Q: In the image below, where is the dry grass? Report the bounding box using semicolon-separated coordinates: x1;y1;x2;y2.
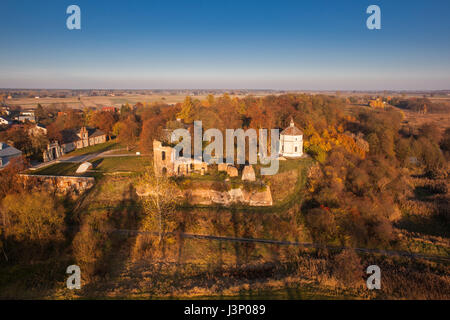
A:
400;108;450;133
6;94;261;109
265;169;298;203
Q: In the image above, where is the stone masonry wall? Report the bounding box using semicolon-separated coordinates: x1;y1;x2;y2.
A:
19;174;95;196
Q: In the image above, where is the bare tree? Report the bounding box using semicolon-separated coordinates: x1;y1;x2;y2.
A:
136;168;180;243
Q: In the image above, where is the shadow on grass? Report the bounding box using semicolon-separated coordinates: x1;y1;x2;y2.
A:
91;158;104;168
395;214;449;238
78;183;143;298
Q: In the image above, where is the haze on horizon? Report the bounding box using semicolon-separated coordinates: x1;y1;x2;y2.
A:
1;0;450;90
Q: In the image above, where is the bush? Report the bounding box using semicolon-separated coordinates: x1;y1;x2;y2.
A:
306;144;327;163
304;208;336;244
1;192;65;245
332;249;363;288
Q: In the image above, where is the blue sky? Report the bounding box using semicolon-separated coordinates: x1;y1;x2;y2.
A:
1;0;450;90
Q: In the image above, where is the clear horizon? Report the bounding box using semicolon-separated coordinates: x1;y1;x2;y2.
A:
1;88;450;92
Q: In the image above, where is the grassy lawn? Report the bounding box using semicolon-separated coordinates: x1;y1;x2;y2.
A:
91;156;151;173
259;158;313;204
107;148;138;155
29;162;80;176
64;140;121;156
176;158;314;211
28;156;151;177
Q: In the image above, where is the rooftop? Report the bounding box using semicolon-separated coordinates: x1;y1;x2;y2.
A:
280;118;303;136
0;142;22;157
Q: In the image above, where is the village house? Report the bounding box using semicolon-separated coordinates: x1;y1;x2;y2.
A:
0;142;22;169
101;106;118;113
53;126;107;156
16;110;36;123
28;123;47;136
74;126;107;149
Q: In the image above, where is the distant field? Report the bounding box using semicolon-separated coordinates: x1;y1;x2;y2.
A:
5;93;265;109
400;108;450;132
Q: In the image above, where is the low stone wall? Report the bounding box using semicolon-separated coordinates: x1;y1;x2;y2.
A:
19;174;95;196
186;186;273;207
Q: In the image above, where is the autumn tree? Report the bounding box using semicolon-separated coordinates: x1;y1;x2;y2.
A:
140;117;165;153
206;94;215;107
419;123;441;144
114;117;139;150
29;132;49;159
440;128;450;160
0;126;32;155
177;96;195;124
0;157;26;200
304;207;336;244
120;103;133;119
46;122;63;142
63;110;84;129
90;111;116;139
1;192;65;247
34;104;46;122
136;169;180;242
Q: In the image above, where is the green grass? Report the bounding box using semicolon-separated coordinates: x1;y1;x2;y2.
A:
92;156;151;173
107;148;138;155
27;155;151;177
64;140;121;156
29;162;80;176
179;158;314;213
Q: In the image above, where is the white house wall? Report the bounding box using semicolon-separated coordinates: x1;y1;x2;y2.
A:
280;134;303;157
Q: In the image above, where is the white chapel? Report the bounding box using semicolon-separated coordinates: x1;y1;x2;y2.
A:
280;118;303;158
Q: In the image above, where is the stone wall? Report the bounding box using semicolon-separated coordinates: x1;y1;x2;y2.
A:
43;142;64;162
185;186;273;207
153;140;176;175
19;174;95;196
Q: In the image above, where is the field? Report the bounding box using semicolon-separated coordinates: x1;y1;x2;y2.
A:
91;156;151;174
64;141;122;156
5;93;267;109
27;162;80;176
29;156;151;176
401;108;450;133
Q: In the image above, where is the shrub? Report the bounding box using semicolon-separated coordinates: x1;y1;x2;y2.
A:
332;249;363;288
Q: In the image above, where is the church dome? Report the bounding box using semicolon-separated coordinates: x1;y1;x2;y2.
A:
281;118;303;136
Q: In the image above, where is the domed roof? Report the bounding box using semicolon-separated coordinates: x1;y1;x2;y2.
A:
281;118;303;136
